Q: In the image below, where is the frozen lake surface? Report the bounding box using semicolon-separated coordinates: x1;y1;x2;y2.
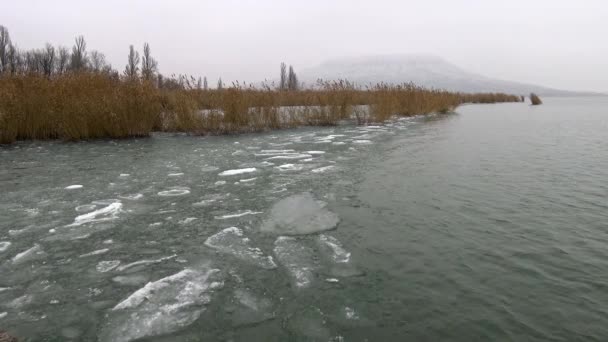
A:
1;97;608;341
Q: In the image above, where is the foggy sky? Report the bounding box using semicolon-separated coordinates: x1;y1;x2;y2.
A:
3;0;607;92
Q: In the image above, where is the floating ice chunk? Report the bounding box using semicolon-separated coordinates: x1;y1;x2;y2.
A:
266;154;312;160
215;180;227;186
317;235;361;277
68;202;122;226
275;164;304;172
325;278;339;283
0;241;12;252
239;177;257;183
8;295;32;308
231;289;275;325
0;312;6;319
219;168;257;176
201;166;219;172
255;149;296;156
149;222;163;228
116;255;177;272
214;211;263;220
353;140;372;144
332;142;346;145
158;188;190;196
96;260;121;273
75;204;97;213
178;217;197;225
344;307;359;320
306;151;326;155
311;166;335;173
100;266;223;342
168;173;184;177
65;185;83;190
273;236;316;288
119;193;143;200
318;235;350;263
301;158;314;162
12;244;43;264
205;227;276;269
119;173;130;177
261;193;339;235
79;248;110;258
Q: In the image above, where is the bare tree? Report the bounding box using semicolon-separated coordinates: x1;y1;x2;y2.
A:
40;43;55;77
203;76;208;90
196;76;202;89
70;36;88;71
0;25;11;74
56;46;69;74
6;43;20;74
287;65;298;91
279;62;287;90
124;45;140;78
89;50;105;72
141;42;158;81
217;77;223;90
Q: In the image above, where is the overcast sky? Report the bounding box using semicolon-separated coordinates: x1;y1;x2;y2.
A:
3;0;607;92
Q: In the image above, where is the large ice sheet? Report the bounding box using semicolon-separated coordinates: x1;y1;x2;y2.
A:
261;193;339;235
100;266;223;342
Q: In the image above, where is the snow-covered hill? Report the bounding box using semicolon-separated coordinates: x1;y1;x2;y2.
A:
300;55;590;96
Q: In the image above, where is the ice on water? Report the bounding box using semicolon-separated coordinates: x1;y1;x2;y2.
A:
68;202;122;226
261;192;339;235
218;168;257;176
273;236;316;288
0;241;11;253
100;266;223;342
204;227;277;269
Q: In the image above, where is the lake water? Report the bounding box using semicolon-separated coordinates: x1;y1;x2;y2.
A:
1;97;608;341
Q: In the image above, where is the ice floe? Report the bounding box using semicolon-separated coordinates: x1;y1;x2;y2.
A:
65;185;83;190
275;163;304;172
311;166;336;173
352;139;372;144
261;192;339;235
168;172;184;177
75;204;97;213
12;244;44;264
100;266;223;342
178;217;198;225
218;168;257;176
214;210;263;220
273;236;316;288
317;235;350;263
79;248;110;258
158;188;191;196
306;151;326;155
118;193;143;200
68;202;123;226
96;260;121;273
204;227;276;269
116;255;177;272
266;154;312;160
230;288;275;325
0;241;11;252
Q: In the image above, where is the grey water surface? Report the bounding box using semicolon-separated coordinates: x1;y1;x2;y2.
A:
1;97;608;341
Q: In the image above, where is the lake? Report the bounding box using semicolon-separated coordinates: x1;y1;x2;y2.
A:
1;97;608;341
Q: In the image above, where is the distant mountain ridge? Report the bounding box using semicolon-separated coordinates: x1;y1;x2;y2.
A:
300;55;596;96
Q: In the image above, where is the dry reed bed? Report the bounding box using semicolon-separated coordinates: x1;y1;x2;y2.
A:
0;74;521;144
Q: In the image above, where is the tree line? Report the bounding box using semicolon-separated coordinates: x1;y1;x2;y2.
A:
0;25;301;91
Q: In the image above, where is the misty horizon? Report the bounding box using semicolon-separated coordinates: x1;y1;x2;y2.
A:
3;0;608;92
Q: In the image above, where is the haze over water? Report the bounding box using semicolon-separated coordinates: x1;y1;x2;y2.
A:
1;97;608;341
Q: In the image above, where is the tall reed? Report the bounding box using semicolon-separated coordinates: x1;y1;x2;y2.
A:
0;73;522;144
